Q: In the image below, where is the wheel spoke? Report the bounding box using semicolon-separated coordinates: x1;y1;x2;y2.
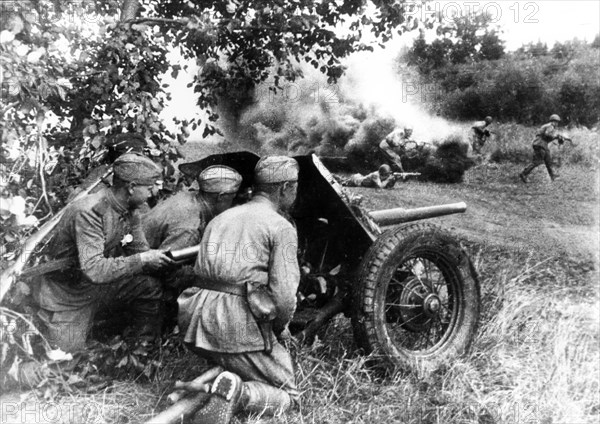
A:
391;277;425;299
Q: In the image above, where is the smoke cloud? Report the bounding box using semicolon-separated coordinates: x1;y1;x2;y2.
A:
215;36;473;182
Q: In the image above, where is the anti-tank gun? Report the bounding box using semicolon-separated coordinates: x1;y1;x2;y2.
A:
175;151;481;373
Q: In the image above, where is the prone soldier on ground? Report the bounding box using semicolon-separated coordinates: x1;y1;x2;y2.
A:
342;164;421;189
344;164;397;189
19;150;176;386
178;156;301;423
520;114;570;183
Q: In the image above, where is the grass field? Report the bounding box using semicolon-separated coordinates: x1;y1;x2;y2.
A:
2;135;598;424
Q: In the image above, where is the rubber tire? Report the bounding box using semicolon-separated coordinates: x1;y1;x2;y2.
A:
351;223;480;373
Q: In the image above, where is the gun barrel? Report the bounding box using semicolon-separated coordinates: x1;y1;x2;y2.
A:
368;202;467;226
167;244;200;262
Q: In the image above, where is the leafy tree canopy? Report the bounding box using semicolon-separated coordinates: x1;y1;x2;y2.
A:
0;0;413;272
407;11;505;74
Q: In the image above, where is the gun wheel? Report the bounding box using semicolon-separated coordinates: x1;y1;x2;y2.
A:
352;223;480;374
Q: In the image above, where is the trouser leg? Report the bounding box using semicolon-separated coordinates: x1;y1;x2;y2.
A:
522;147;545;176
190;342;299;416
111;275;164;342
37;306;95;353
543;149;556;179
21;308;92;387
380;147;404;172
242;381;291;415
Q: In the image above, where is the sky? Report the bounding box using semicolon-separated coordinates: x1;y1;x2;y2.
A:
467;0;599;50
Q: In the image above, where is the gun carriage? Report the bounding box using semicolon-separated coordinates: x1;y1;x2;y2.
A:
175;151;480;373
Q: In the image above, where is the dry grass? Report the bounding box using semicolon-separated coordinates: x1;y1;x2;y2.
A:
4;127;598;424
7;246;597;424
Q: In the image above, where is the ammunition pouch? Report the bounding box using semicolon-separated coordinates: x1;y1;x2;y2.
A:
246;281;277;354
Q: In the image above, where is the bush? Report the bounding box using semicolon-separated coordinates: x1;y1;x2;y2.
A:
412;43;600;128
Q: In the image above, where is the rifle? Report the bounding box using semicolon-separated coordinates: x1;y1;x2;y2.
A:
393;172;421;180
559;135;576;146
0;167;114;303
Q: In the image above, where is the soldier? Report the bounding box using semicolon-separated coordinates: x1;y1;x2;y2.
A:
470;116;493;154
143;165;242;252
345;164;397;189
178;156;300;423
520;114;565;183
142;166;242;324
379;125;416;172
20;152;175;385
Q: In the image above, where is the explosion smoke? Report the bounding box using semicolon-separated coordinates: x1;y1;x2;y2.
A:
216;37;474;183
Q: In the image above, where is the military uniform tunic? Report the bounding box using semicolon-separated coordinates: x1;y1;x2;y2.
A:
34;188;161;352
143;191;213;251
178;194;300;408
521;122;562;180
179;194;299;352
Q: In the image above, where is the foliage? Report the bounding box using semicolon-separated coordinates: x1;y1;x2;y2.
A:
412;40;600;127
406;12;505;74
1;0;413;273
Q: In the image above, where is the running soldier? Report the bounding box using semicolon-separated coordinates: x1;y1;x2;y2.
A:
470;116;493;155
520;114;566;182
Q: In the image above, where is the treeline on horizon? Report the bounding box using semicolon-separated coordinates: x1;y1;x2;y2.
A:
405;32;600;128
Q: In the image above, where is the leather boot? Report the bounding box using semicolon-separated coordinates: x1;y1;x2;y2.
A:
192;371;243;424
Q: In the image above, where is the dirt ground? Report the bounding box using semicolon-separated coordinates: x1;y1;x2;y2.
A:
357;162;600;264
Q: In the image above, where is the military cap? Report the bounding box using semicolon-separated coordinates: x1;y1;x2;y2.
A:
198;165;242;194
113;153;162;185
254;156;299;184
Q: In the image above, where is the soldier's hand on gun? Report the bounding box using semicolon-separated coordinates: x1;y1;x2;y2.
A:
140;249;176;271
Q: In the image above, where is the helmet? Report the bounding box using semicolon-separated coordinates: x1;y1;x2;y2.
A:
549;114;561;122
404;126;413;132
379;164;392;175
484;116;493;124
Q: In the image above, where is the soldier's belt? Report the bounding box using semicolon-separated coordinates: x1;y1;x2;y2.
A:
194;278;247;297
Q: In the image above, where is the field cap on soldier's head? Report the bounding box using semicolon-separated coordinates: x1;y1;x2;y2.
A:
198;165;242;194
254;156;299;184
113;153;162;185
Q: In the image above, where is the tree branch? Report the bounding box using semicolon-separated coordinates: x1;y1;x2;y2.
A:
124;17;188;26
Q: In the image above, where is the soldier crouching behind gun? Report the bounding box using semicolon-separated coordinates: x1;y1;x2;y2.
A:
142;165;242;328
177;156;301;424
19;153;175;386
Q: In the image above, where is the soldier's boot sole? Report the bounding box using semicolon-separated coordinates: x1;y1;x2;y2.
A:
192;371;243;424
